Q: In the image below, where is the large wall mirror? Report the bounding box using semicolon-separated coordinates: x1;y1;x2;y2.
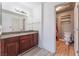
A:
2;2;41;33
2;9;26;32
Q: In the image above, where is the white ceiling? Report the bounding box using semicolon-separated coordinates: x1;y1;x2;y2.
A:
18;2;42;8
2;2;64;16
2;2;64;10
2;2;42;10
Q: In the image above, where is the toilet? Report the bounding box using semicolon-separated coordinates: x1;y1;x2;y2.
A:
64;32;71;45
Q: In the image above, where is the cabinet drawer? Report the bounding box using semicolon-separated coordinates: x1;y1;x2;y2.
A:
20;34;33;40
5;37;19;43
20;35;29;39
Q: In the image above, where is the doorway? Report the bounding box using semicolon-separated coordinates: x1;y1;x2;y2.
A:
55;2;75;56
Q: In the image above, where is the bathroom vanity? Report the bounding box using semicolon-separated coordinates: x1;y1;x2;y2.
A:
0;31;38;56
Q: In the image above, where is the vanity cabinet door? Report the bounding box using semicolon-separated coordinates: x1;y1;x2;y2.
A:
30;35;34;48
33;33;38;45
19;35;30;53
4;37;19;56
30;33;38;47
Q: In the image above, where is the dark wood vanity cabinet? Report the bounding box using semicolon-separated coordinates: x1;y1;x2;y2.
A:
0;32;38;56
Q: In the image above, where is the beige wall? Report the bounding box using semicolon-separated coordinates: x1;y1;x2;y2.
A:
57;10;74;38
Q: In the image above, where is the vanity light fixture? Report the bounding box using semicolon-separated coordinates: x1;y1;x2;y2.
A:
15;8;27;14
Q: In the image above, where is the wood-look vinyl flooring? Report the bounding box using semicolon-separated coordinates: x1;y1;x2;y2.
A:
19;40;75;56
55;40;75;56
19;46;53;56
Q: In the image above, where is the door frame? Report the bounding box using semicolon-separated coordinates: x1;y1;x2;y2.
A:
78;3;79;56
74;2;79;56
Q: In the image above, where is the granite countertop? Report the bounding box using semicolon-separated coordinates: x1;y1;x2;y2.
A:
0;31;38;39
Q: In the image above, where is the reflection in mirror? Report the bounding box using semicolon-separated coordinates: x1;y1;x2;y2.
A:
2;2;41;34
2;9;27;33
